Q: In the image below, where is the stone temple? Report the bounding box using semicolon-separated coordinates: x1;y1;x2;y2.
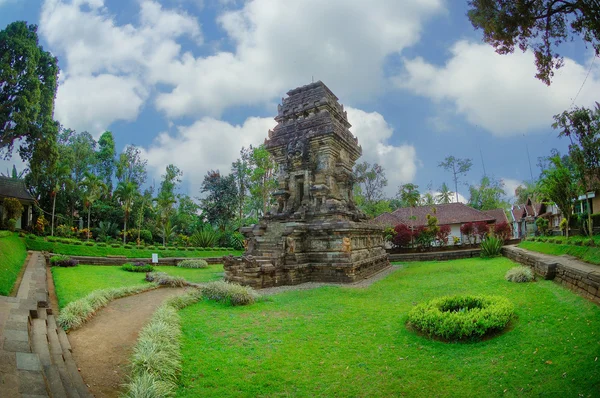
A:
223;81;390;288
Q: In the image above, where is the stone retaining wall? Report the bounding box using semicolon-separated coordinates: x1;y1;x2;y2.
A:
43;254;227;266
502;246;600;304
388;248;481;262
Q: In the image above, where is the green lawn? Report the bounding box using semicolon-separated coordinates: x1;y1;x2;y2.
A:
177;258;600;397
51;264;224;308
0;232;27;296
519;240;600;265
26;238;242;258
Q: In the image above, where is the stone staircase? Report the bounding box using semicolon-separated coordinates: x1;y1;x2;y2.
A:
0;252;92;397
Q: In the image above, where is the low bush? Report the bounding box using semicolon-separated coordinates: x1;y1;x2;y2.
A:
84;241;95;247
505;266;534;283
177;259;208;269
122;262;154;273
96;242;107;247
145;272;188;287
480;236;503;258
146;245;156;250
72;241;83;246
200;281;257;306
111;243;121;248
49;255;78;267
407;295;514;341
158;246;166;251
177;246;186;251
167;246;176;250
186;247;195;251
124;244;133;249
27;234;37;240
57;284;157;330
585;239;595;247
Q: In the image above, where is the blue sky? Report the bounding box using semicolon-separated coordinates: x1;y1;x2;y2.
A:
1;0;598;202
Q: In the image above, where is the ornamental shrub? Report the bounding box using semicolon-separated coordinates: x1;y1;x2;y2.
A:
122;262;154;273
50;255;78;267
111;243;121;248
145;272;187;287
124;244;133;249
97;242;107;247
72;241;83;246
84;242;95;247
393;224;412;248
493;221;512;241
473;221;489;244
436;225;451;246
407;295;514;341
535;217;550;236
191;227;218;248
5;218;16;232
177;259;208;269
2;197;23;222
505;266;534;283
460;222;475;244
480;236;503;258
200;281;257;306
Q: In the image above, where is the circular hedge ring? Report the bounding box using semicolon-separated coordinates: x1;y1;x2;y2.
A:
407;295;514;341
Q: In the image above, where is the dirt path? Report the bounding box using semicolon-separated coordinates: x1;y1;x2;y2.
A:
68;287;189;398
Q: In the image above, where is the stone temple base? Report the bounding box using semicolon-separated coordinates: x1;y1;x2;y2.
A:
223;219;390;289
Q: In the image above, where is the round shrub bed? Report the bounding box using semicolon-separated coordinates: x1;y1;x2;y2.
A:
407;295;514;341
121;262;154;273
505;266;534;283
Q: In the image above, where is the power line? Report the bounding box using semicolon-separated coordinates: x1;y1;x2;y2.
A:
569;56;596;109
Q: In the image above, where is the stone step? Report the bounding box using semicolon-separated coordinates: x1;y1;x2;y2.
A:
62;350;92;398
43;364;68;398
31;318;51;367
48;315;87;398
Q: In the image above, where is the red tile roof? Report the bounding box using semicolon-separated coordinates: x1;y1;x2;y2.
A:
482;208;509;224
370;203;494;228
370;212;403;227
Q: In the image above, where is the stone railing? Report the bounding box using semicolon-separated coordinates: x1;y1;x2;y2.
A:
502;245;600;304
388;248;481;263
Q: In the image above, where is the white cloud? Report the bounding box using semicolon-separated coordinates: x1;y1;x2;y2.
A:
55;74;148;133
346;108;418;196
395;41;600;136
40;0;201;133
502;178;523;203
154;0;445;117
142;116;275;194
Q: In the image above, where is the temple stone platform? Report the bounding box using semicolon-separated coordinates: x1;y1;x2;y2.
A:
224;81;390;288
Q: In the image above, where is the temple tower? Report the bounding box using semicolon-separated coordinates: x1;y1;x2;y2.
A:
223;81;390;288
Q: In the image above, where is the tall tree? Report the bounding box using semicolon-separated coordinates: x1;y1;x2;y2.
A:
354;161;388;205
81;172;107;240
96;131;116;191
467;0;600;85
248;145;277;217
231;146;252;221
436;182;453;204
116;145;147;187
0;22;59;166
538;155;577;238
514;180;540;204
398;183;421;243
468;176;508;211
114;181;138;244
553;104;600;235
155;164;182;245
438;156;472;203
200;170;238;229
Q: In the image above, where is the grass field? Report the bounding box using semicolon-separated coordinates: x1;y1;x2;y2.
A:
25;238;242;259
519;240;600;265
0;232;27;296
51;264;224;308
176;257;600;397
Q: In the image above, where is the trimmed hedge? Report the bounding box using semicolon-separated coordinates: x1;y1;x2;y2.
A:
145;272;188;287
50;255;78;267
407;295;514;341
177;259;208;269
122;262;154;273
200;281;257;306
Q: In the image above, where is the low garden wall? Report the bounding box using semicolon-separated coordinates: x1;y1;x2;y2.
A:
43;253;230;266
502;246;600;304
388;248;481;262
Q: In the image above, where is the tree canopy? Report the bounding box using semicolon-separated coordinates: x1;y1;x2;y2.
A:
468;0;600;85
0;21;59;165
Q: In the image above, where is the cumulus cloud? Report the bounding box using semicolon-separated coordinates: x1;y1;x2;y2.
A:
347;107;418;196
40;0;201;133
154;0;445;117
502;178;523;203
395;41;600;136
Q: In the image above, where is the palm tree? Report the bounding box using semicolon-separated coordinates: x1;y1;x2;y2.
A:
114;181;138;244
437;182;453;204
81;173;107;240
399;183;421;245
154;190;177;246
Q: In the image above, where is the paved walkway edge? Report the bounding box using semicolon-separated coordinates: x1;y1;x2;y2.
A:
503;245;600;304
